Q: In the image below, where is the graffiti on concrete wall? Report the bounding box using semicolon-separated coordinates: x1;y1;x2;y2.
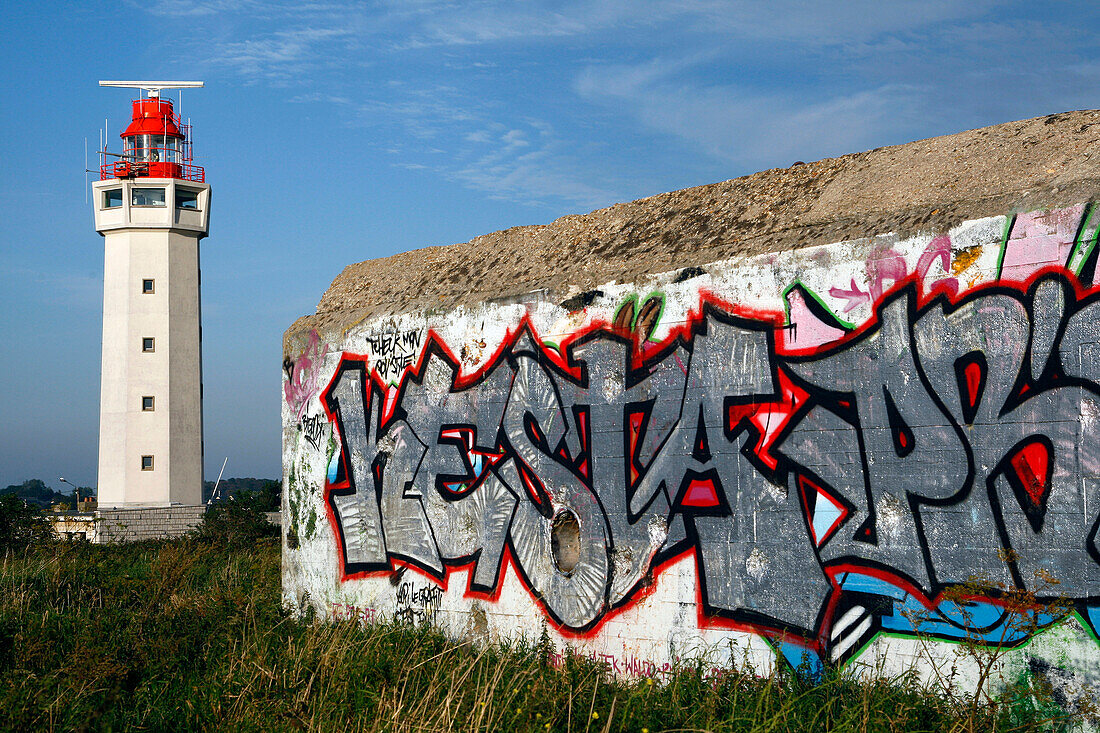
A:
285;330;330;423
364;327;425;384
306;204;1100;667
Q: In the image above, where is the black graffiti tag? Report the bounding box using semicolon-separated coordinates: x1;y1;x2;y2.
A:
366;329;424;383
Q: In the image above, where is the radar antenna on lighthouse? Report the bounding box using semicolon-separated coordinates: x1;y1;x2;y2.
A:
99;80;204;97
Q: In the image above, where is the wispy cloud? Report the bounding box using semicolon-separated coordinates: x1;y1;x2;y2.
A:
132;1;1100;210
287;92;352;105
575;57;929;170
568;9;1100;172
136;0;259;17
206;27;357;82
137;0;344;20
391;0;654;49
450;122;616;207
388;0;1000;50
679;0;1003;44
363;93;623;208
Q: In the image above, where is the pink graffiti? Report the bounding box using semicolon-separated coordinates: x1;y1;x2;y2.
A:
1000;205;1087;283
829;237;960;316
285;330;330;422
783;287;849;351
827;278;870;313
916;235;959;297
330;602;378;623
868;248;909;301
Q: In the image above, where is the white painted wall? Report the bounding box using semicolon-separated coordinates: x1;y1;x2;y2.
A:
283;204;1100;713
92;178;210;506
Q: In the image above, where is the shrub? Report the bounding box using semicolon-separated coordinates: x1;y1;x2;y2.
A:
191;496;278;549
0;494;52;551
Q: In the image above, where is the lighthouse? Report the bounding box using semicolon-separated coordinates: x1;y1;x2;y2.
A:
91;81;211;507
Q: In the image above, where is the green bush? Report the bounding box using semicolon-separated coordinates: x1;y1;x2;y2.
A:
190;497;278;549
0;494;52;551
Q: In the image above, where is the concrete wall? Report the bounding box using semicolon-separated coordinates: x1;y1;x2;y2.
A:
48;506;205;543
95;506;206;542
283;113;1100;710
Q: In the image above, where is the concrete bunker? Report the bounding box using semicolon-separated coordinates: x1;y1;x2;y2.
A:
283;112;1100;706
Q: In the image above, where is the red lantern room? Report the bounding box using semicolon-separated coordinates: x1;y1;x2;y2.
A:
98;82;205;182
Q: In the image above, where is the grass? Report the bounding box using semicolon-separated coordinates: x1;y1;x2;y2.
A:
0;539;1075;732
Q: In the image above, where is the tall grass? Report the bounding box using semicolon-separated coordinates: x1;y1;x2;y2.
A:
0;540;1071;732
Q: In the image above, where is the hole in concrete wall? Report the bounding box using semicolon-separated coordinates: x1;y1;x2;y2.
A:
551;509;581;575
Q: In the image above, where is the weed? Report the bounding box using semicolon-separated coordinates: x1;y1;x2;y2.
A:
0;541;1078;732
901;558;1085;732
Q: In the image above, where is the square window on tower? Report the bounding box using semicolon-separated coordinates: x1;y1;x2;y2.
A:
142;278;155;294
142;337;155;353
132;187;166;207
176;189;200;210
141;455;154;471
103;189;123;208
142;396;155;411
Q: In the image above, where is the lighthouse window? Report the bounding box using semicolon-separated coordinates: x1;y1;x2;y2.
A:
103;188;123;209
142;278;155;294
132;135;179;163
142;337;155;353
176;189;199;210
142;396;155;411
132;187;165;207
141;455;154;471
133;135;154;162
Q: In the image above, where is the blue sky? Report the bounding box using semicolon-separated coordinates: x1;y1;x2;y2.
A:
3;1;1100;491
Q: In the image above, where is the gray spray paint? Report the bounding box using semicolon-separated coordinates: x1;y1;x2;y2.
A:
318;263;1100;656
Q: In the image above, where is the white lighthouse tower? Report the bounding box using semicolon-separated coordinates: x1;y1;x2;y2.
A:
91;81;211;507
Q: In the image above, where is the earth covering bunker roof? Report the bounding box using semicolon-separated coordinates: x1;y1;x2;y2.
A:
287;110;1100;352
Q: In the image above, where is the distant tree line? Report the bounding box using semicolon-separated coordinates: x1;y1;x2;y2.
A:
0;479;92;510
2;477;281;512
202;477;280;511
0;477;281;552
